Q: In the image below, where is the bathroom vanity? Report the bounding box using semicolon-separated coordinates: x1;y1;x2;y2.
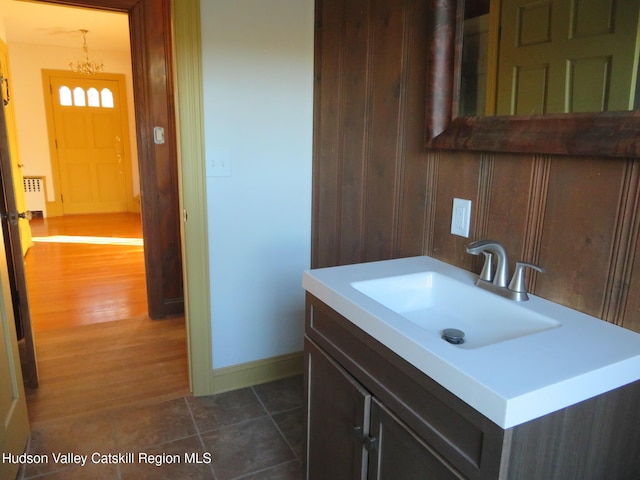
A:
303;257;640;479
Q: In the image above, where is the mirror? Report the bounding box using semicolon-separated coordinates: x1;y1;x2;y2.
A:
460;0;640;117
425;0;640;157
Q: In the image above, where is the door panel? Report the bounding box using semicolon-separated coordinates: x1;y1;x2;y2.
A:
496;0;640;114
369;398;464;480
0;262;29;480
50;76;128;214
305;338;370;480
0;85;31;480
0;75;38;390
0;42;32;258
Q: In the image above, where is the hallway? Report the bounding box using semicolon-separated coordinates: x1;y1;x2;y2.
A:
22;213;189;424
25;213;148;332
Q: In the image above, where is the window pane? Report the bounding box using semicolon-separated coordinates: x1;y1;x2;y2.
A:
101;88;114;108
73;87;86;106
59;86;72;106
87;87;100;107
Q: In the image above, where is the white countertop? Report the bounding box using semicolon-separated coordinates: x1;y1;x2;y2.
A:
302;256;640;429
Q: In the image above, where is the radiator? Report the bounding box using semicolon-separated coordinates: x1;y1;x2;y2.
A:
23;177;47;218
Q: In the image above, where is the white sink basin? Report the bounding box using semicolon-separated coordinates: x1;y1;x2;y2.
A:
303;256;640;429
351;272;560;349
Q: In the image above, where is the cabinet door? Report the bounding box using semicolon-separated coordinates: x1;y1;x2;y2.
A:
305;338;371;480
368;398;465;480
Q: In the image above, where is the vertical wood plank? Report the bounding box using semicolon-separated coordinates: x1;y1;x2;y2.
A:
362;0;409;261
485;153;537;263
312;0;345;268
338;0;371;265
397;0;431;258
535;157;627;315
423;151;439;256
603;160;640;325
622;167;640;330
520;155;551;292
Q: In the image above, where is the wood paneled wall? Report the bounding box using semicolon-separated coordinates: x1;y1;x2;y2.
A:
312;0;640;333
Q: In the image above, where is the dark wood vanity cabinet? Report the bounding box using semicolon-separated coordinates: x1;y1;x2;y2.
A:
304;293;640;480
306;339;464;479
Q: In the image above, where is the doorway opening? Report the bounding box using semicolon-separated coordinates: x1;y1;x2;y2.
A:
23;213;189;424
3;0;190;422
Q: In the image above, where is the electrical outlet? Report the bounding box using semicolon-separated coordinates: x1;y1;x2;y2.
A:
451;198;471;237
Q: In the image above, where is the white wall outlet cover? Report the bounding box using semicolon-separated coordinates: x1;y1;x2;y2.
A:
451;198;472;237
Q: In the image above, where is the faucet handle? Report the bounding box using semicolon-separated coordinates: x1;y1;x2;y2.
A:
479;251;493;282
508;262;545;299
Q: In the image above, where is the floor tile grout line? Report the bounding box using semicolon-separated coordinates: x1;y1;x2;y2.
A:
250;383;302;461
183;396;220;480
267;404;303;416
196;411;271;437
132;430;203;451
183;396;203;436
249;385;269;413
268;411;301;462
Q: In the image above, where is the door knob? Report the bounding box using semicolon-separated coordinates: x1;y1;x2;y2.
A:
2;210;32;226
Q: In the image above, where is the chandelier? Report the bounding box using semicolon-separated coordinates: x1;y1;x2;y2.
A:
69;29;104;75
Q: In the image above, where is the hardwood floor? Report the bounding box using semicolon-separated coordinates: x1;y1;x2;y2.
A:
25;213;148;332
23;213;189;425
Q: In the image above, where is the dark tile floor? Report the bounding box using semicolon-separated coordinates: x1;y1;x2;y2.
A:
18;376;304;480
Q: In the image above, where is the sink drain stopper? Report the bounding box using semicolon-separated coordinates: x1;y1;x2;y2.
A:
442;328;465;345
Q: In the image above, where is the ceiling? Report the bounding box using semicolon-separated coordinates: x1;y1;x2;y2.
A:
0;0;130;52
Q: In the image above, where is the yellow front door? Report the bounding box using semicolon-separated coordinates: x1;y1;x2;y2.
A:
47;73;131;214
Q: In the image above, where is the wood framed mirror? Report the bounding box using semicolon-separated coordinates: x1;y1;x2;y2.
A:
425;0;640;157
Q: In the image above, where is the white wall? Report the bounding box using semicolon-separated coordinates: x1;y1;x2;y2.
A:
6;43;138;201
201;0;314;369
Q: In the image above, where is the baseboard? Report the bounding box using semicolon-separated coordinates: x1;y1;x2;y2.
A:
208;351;304;395
45;201;63;217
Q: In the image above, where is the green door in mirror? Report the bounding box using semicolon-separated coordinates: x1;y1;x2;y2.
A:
462;0;640;116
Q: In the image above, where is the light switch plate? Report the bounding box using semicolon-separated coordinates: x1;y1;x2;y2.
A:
451;198;471;237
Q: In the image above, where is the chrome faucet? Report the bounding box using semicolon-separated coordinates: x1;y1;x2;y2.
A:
466;240;544;301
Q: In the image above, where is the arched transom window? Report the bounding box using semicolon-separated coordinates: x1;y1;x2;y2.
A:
58;85;114;108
